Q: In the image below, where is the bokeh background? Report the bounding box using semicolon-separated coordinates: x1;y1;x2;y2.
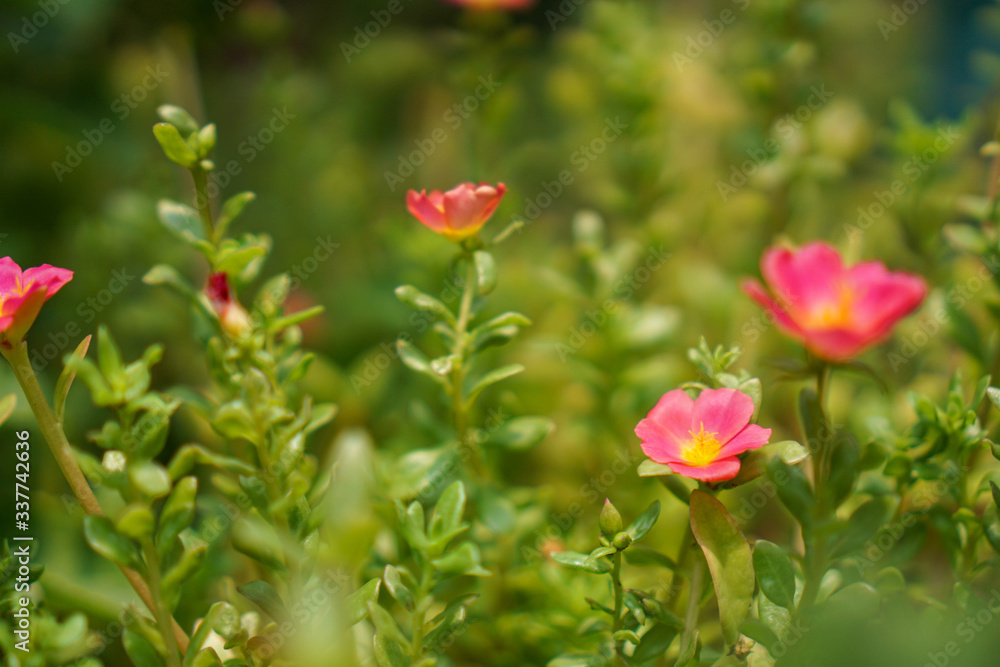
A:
4;0;1000;665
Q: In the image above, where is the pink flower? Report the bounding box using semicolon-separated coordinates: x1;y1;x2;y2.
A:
0;257;73;348
741;242;927;362
407;182;507;242
635;388;771;482
206;272;251;336
443;0;534;10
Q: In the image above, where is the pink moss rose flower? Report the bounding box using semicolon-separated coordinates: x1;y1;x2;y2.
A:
635;388;771;482
406;182;507;242
741;242;927;362
0;257;73;348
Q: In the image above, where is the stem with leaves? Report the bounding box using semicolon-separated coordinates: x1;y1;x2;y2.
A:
0;341;191;655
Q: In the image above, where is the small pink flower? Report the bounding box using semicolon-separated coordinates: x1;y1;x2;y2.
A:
206;272;251;336
741;242;927;362
635;388;771;482
406;182;507;242
0;257;73;348
443;0;534;10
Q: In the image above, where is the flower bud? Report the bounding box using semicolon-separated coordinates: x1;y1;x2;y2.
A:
613;532;632;550
600;498;623;536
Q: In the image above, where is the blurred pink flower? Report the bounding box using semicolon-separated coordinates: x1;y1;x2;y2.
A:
0;257;73;347
407;182;507;242
742;242;927;361
206;272;252;336
444;0;534;10
635;388;771;482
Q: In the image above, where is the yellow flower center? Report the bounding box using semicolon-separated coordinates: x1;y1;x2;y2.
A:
806;284;855;329
683;423;721;467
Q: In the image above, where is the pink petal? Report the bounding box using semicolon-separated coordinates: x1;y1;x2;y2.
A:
761;242;844;318
406;190;447;232
0;287;48;342
0;257;24;296
442;183;484;231
801;327;883;362
691;388;755;444
635;389;695;462
717;424;772;458
846;263;927;337
23;264;73;298
667;457;741;482
741;279;807;339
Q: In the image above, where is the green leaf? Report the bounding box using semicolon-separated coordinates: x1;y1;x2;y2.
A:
827;435;860;508
373;631;410;667
551;550;612;574
631;623;679;662
116;504;155;541
431;542;490;577
123;627;165;667
153;122;199;167
769;459;816;530
473;250;497;295
626;500;661;542
487;416;554;450
428;481;466;541
988;387;1000;412
344;578;381;625
217;192;256;239
232;510;287;574
84;515;139;568
54;335;92;423
395;285;456;326
96;325;124;384
162;543;208;596
157;476;197;558
638;459;675;477
830;496;896;560
157;199;207;246
196;123;217;156
367;601;409;647
465;364;524;404
396;340;448;387
752;540;796;609
156;105;200;136
270;305;324;332
689;490;755;646
382;565;415;612
237;580;290;624
128;460;172;499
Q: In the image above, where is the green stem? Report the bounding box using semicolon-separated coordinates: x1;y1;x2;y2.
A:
669;523;694;614
451;252;487;479
191;167;215;244
411;560;433;659
141;539;183;667
611;550;625;665
678;554;704;659
799;363;831;614
0;341;191;654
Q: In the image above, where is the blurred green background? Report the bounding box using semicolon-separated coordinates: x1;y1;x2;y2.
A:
4;0;1000;664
